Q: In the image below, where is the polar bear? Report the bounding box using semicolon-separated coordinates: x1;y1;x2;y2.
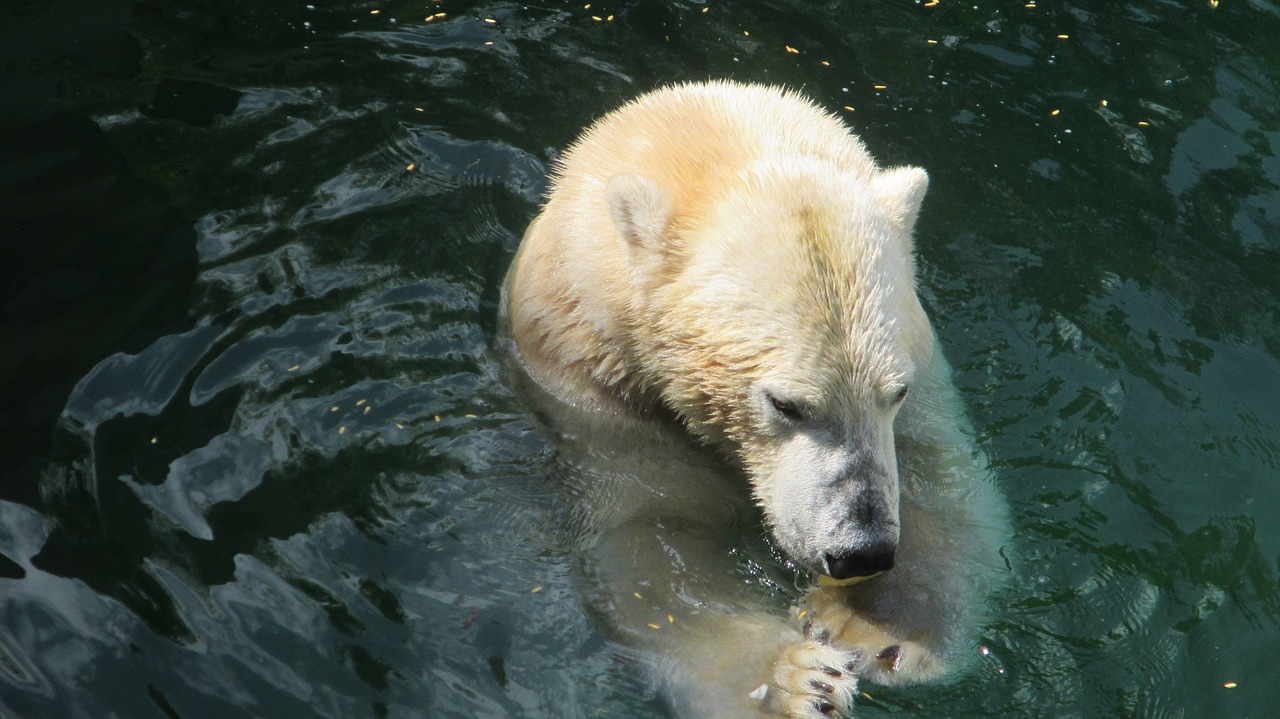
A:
501;81;1009;719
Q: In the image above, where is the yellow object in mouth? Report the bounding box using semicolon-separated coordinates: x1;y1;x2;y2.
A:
817;571;883;587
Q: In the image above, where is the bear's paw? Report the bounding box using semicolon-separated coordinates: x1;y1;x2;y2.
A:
759;640;860;718
803;588;946;685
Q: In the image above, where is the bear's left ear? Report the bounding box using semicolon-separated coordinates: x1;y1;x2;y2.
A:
606;173;672;261
870;166;929;236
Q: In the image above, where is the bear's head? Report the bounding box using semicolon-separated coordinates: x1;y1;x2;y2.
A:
606;160;933;582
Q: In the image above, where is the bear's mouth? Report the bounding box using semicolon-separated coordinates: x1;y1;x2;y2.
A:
816;571;884;587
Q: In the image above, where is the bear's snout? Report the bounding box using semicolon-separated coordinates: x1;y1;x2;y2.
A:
823;541;896;580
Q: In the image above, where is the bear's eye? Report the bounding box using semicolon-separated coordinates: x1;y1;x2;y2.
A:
767;394;805;423
891;385;910;405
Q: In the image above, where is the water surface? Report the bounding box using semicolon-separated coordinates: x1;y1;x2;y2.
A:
2;1;1279;717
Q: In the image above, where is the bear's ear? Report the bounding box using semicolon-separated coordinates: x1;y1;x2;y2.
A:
870;166;929;236
606;174;672;260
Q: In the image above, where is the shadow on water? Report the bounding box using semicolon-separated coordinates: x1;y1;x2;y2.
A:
2;0;1280;717
0;111;198;509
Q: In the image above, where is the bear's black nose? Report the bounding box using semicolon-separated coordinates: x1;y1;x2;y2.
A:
824;544;896;580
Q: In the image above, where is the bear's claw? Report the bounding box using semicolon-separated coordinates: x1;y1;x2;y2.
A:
875;645;902;672
807;678;834;694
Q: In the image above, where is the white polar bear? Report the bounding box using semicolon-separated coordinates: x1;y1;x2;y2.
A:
501;81;1010;718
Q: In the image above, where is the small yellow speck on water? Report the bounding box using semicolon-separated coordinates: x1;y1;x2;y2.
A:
843;105;855;112
484;41;494;45
395;422;405;429
647;623;661;629
701;6;709;12
434;415;441;422
820;60;830;66
924;0;939;6
1051;109;1061;116
406;163;416;172
532;586;543;593
743;30;749;36
370;9;380;15
434;12;446;18
1138;120;1150;126
484;17;497;24
633;592;643;600
607;14;614;20
668;614;675;623
874;84;887;90
465;413;477;419
363;406;371;415
338;426;347;434
583;3;590;8
861;691;874;700
1025;2;1036;7
150;437;158;444
797;609;808;620
927;38;938;44
1224;682;1238;688
1100;99;1108;106
785;45;799;54
1210;0;1219;7
356;399;367;406
1057;33;1069;39
414;107;424;112
287;364;300;372
592;15;602;21
330;406;340;412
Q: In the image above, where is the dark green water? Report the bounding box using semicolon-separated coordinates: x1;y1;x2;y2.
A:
3;0;1279;717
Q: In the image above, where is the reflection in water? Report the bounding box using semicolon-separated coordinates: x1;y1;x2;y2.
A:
2;0;1279;717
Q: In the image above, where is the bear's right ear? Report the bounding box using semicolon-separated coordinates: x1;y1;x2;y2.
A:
869;166;929;237
605;174;672;261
